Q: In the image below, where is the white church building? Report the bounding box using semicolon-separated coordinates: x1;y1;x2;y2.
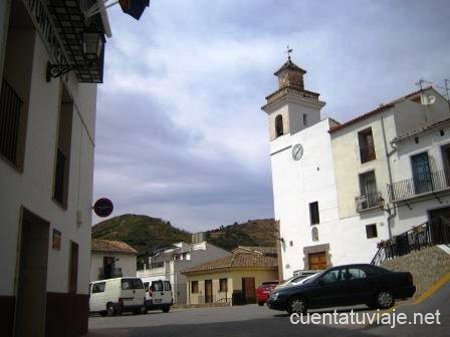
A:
262;57;450;280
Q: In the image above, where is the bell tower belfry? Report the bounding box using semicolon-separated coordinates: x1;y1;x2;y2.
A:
261;51;326;141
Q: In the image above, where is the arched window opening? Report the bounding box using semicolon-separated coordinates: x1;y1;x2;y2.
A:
312;227;319;242
275;115;284;137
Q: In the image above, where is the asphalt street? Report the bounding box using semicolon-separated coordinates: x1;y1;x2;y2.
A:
85;284;449;337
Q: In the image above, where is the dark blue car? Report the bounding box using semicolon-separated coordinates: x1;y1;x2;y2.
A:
267;264;415;314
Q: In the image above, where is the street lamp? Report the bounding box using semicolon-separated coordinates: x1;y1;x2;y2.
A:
82;30;105;61
46;30;105;82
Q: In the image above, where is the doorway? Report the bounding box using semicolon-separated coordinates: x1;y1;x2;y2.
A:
308;252;327;270
242;277;256;304
204;280;213;303
411;152;432;194
14;209;49;337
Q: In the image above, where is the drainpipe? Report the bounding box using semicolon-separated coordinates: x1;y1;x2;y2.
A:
381;116;396;240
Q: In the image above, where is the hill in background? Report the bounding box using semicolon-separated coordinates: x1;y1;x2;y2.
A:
92;214;277;255
205;219;277;251
92;214;191;255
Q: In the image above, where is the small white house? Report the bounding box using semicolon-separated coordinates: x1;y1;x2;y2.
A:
90;239;138;282
137;239;229;304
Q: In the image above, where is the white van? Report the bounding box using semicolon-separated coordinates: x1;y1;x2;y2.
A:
141;278;173;313
89;277;146;316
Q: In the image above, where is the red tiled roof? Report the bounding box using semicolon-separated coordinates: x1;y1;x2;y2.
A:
181;250;278;274
232;246;277;256
329;87;432;133
91;239;138;255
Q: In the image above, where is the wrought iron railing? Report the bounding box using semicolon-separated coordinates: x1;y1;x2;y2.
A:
98;267;123;280
388;169;450;202
150;261;165;269
0;79;23;165
355;192;383;212
371;217;450;265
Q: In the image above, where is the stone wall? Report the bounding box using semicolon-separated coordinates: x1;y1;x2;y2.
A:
380;246;450;299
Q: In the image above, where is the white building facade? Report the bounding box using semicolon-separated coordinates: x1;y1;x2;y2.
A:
137;240;229;304
90;239;138;282
0;1;111;336
263;57;450;280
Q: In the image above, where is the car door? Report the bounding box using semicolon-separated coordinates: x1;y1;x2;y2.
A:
342;267;373;305
163;281;173;304
309;267;347;308
121;278;145;307
91;282;106;311
151;280;164;305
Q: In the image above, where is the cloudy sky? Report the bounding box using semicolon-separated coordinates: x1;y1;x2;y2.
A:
93;0;450;231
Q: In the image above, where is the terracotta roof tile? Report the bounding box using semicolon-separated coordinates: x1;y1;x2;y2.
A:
329;87;432;133
91;239;138;255
232;246;277;256
393;117;450;142
181;249;277;274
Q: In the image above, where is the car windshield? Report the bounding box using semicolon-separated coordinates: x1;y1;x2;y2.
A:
302;271;325;284
292;274;315;284
279;275;299;286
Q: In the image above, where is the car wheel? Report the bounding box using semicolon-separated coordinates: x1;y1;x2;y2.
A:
375;290;395;309
132;309;141;315
162;306;170;313
257;301;264;307
140;307;148;314
287;297;308;315
106;303;116;317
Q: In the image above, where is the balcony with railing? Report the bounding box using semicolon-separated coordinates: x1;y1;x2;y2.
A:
98;267;123;280
150;261;165;269
388;169;450;202
0;79;23;165
355;192;384;212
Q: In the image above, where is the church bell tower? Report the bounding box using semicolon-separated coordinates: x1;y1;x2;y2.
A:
261;52;326;141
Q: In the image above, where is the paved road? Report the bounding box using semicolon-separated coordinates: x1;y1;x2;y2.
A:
85;286;448;337
87;305;369;337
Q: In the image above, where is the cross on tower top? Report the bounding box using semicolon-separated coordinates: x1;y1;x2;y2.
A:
286;45;293;61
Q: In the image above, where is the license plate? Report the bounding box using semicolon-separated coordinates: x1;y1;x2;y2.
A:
154;299;162;304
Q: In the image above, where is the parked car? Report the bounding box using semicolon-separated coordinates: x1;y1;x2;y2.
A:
267;264;415;314
256;281;279;306
274;271;318;291
141;278;173;313
89;277;146;316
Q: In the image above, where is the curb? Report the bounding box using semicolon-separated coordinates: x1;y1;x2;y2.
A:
414;272;450;305
363;272;450;330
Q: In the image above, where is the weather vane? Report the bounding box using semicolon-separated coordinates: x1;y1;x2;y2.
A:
286;45;293;61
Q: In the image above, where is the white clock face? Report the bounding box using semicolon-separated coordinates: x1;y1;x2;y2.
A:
292;143;304;161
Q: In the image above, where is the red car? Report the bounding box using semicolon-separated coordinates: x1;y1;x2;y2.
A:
256;281;279;306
